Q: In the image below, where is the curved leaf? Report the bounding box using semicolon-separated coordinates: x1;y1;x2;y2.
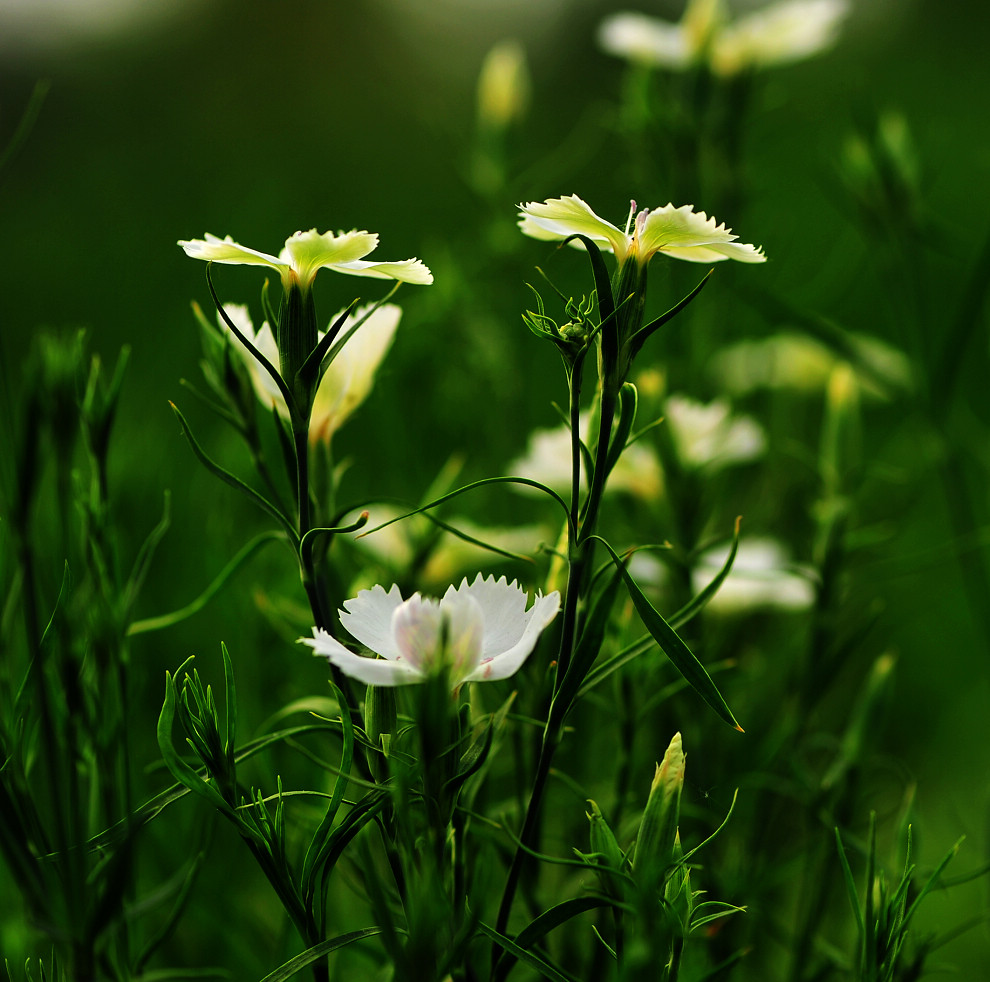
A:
591;537;743;731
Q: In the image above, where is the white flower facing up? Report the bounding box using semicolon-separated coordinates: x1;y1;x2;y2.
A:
598;0;849;77
300;575;561;688
178;228;433;292
518;194;765;267
220;302;401;444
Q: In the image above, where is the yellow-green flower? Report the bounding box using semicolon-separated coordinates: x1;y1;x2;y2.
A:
179;228;433;293
518;194;765;267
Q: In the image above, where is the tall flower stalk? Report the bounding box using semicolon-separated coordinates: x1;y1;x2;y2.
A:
177;228;432;640
496;193;763;941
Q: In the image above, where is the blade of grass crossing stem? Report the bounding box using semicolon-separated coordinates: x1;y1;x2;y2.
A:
478;920;580;982
257;927;383;982
592;536;743;731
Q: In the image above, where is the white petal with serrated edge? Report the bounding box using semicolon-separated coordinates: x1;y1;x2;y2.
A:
280;229;379;283
178;233;283;268
445;574;529;660
339;584;406;661
331;258;434;284
518;195;630;260
463;590;560;682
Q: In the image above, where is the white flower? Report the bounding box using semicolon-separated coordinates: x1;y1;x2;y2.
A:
665;394;766;470
510;411;663;501
300;574;561;688
629;537;815;613
710;332;911;400
220;302;401;444
518;194;765;267
178;228;433;292
692;538;815;613
598;0;849;77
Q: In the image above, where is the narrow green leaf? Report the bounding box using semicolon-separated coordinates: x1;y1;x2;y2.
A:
478;919;579;982
628;269;713;360
205;264;293;409
554;564;624;711
169;401;297;540
901;835;964;930
356;476;573;539
603;382;638;481
156;668;237;821
560;234;616;336
122;491;172;616
302;683;355;902
256;928;383;982
38;561;72;651
494;898;610;982
592;537;743;731
668;516;742;630
129;531;284;635
834;827;865;937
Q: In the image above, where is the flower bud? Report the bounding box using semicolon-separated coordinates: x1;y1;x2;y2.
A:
477;40;530;132
586;800;627;901
635;732;685;887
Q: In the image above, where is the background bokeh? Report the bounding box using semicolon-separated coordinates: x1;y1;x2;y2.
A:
2;0;990;975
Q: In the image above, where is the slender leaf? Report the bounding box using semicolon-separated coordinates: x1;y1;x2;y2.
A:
129;531;285;635
256;928;383;982
479;919;579;982
592;537;743;731
494;897;610;982
169;401;297;540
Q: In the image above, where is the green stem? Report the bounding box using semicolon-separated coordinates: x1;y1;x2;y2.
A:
494;381;620;944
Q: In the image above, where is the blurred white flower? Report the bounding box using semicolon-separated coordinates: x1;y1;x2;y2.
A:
220;302;401;445
300;574;560;687
179;229;432;293
629;537;814;614
692;538;815;613
510;411;664;501
518;194;765;267
665;394;766;471
598;0;849;77
710;332;911;400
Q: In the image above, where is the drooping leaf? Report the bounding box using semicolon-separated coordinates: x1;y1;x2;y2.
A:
592;537;743;731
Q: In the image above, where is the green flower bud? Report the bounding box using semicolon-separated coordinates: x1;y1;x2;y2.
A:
586;799;627;901
635;732;685;888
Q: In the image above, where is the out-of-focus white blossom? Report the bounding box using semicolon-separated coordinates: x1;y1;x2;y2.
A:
510;412;664;502
598;0;849;77
665;394;766;471
710;332;911;400
692;538;815;613
477;40;530;130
